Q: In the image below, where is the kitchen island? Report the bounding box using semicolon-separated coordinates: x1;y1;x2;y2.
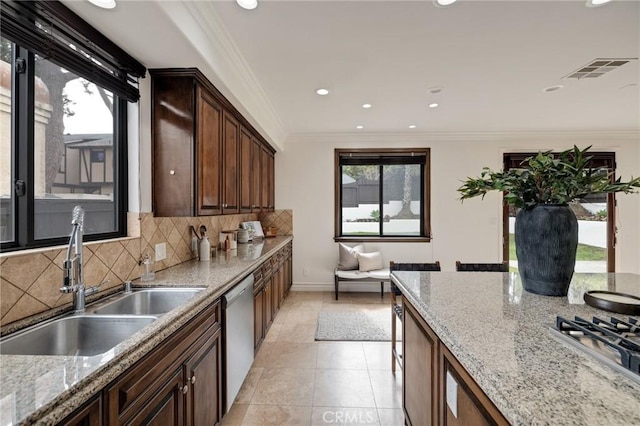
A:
0;236;292;426
391;271;640;425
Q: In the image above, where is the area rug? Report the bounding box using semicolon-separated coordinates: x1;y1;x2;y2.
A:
315;310;392;341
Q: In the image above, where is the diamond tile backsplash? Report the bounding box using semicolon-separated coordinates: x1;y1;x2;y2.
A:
259;210;293;236
0;211;266;330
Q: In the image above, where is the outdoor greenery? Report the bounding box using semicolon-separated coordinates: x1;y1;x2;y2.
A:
508;234;606;262
458;145;640;208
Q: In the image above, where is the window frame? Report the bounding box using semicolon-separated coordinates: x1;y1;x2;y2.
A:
334;148;432;243
1;43;130;252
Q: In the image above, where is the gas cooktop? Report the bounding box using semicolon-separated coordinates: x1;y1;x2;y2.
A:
550;315;639;385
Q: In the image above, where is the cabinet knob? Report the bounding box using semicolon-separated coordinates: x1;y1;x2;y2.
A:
182;384;189;394
190;375;196;385
169;170;175;175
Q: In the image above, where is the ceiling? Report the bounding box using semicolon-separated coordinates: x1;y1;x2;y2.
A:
61;0;640;145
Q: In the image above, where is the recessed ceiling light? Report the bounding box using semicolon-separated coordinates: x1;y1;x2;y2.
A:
316;88;330;96
237;0;258;10
428;87;443;94
428;103;439;108
409;125;416;129
543;85;564;93
88;0;116;9
356;125;364;129
362;103;372;109
586;0;613;7
434;0;457;7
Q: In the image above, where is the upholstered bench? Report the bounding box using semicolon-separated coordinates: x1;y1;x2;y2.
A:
334;268;390;300
334;243;390;300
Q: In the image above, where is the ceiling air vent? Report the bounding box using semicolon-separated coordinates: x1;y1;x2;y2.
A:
563;58;637;80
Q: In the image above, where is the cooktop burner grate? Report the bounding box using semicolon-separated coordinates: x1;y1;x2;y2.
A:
550;315;640;384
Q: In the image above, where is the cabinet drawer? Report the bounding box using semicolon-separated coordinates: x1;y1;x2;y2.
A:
253;269;263;288
105;301;220;424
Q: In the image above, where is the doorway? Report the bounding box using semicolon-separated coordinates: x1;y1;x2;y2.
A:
502;152;616;272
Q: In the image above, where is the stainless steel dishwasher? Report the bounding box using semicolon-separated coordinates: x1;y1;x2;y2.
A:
223;274;255;413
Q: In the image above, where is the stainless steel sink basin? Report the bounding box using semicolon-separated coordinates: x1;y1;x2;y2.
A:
0;315;156;357
92;288;203;316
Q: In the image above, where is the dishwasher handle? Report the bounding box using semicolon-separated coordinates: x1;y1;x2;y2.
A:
223;274;254;306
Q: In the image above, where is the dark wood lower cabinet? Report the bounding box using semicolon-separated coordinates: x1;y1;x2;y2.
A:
252;244;293;353
402;298;508;426
60;395;103;426
253;284;265;350
128;368;184;426
100;301;221;426
403;300;438;426
185;329;222;426
440;344;508;426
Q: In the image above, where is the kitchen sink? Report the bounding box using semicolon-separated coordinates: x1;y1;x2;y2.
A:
92;288;203;316
0;315;157;357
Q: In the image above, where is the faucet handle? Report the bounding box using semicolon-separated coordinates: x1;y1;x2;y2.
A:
124;280;132;293
60;285;75;294
86;279;110;296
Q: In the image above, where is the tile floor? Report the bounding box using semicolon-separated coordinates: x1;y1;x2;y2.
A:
221;291;405;426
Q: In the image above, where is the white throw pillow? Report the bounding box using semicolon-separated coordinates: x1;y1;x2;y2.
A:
337;243;364;270
357;251;383;272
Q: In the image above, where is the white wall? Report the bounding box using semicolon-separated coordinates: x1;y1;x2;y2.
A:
129;76;639;283
276;131;640;290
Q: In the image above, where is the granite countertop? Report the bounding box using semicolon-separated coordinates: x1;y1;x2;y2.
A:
391;271;640;425
0;236;292;426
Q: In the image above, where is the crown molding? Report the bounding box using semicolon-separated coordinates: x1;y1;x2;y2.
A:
286;129;640;145
156;0;288;151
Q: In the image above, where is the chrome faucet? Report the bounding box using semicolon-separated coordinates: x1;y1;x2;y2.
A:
60;206;103;312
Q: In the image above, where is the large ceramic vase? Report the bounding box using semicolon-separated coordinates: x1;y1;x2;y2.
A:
515;204;578;296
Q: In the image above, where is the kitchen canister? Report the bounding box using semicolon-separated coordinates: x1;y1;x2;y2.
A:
237;228;249;244
199;231;211;261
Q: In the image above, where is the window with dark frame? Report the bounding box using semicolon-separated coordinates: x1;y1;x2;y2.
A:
91;149;106;163
334;148;431;242
0;1;146;251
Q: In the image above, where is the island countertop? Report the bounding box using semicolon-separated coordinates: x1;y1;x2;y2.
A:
391;271;640;426
0;236;292;426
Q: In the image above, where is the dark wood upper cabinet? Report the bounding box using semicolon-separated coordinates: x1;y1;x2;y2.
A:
251;137;262;212
196;87;223;216
239;127;253;213
151;68;275;217
151;74;197;217
222;111;240;213
260;145;275;212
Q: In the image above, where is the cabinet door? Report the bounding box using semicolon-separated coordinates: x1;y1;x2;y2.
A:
403;300;438;426
267;152;275;211
152;76;195;217
285;248;292;295
440;344;508;426
60;395;102;426
250;138;262;212
185;329;222;426
239;127;253;213
222;112;240;213
254;286;265;351
260;146;270;211
196;87;222;216
264;276;273;329
126;368;184;426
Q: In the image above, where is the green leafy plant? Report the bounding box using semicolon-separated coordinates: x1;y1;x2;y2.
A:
370;209;380;222
458;146;640;209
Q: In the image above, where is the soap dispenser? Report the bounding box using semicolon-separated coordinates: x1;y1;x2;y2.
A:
199;229;211;261
140;251;155;281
